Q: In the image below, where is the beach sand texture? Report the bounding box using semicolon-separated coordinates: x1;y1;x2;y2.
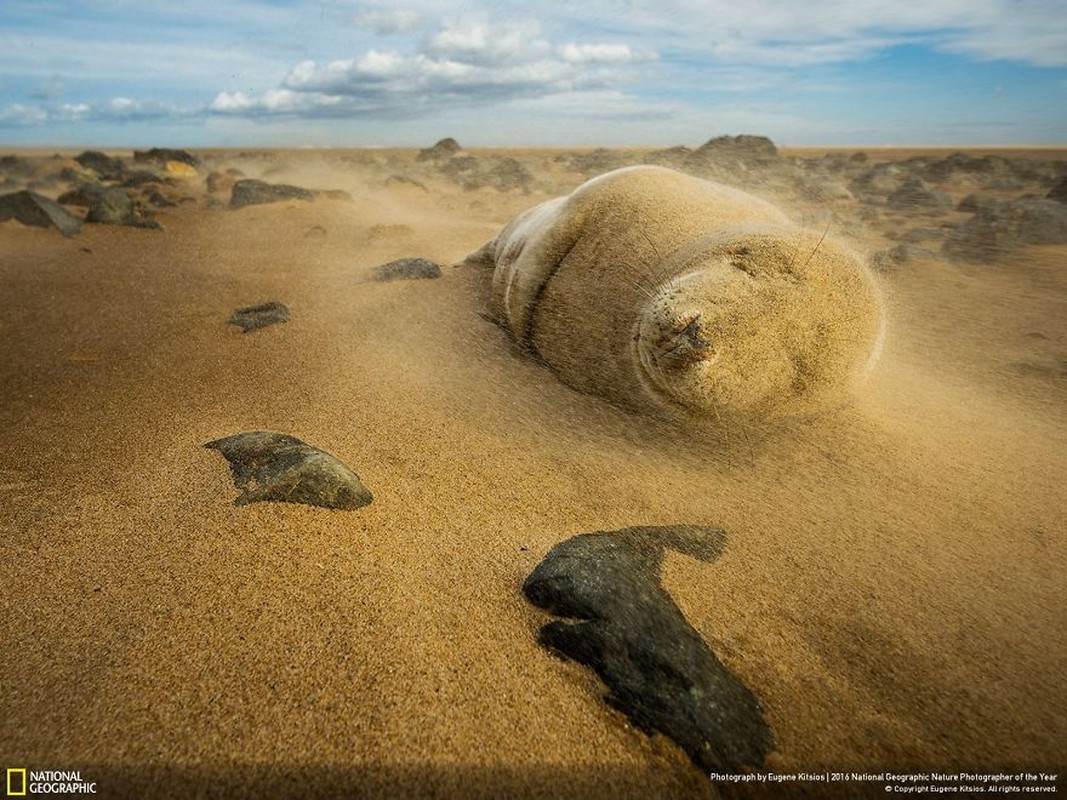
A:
1;145;1065;797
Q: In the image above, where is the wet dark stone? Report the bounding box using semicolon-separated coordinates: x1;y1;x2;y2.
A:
230;179;315;209
205;431;372;510
0;190;82;237
523;525;774;773
372;257;442;281
228;301;291;332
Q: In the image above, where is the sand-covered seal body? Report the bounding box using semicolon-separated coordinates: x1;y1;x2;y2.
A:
474;165;884;423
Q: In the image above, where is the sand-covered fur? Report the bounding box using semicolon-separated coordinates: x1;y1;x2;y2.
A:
479;166;884;423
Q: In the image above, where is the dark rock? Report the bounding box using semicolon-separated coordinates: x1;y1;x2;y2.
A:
944;197;1067;262
0;155;34;178
1047;175;1067;203
795;176;853;202
417;137;462;162
849;163;905;200
693;135;778;164
871;243;935;270
57;183;105;208
0;190;82;237
121;169;166;187
885;178;953;214
147;191;178;208
523;525;774;773
228;301;291;332
205;431;372;510
478;158;533;192
555;148;628;175
957;192;1001;214
230;179;315;209
75;150;127;180
85;187;139;225
206;170;244;194
133;148;201;168
372;258;442;281
642;146;693;168
438;155;481;178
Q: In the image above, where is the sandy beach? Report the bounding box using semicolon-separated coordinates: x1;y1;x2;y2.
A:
1;143;1065;798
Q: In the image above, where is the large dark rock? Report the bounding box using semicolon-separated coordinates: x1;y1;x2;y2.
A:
523;525;773;773
57;182;105;208
372;257;442;281
886;178;953;214
227;301;291;332
205;431;372;510
230;179;315;209
693;135;778;164
555;148;629;175
1047;175;1067;203
642;146;693;169
0;190;82;237
75;150;127;180
945;197;1067;262
0;155;34;179
85;187;138;225
133;148;201;168
416;137;462;162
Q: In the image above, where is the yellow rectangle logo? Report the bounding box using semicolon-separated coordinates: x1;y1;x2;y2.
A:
6;768;27;796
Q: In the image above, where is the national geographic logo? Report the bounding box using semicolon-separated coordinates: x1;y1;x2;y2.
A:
5;769;97;795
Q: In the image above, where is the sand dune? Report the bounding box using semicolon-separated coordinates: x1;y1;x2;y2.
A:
1;145;1064;798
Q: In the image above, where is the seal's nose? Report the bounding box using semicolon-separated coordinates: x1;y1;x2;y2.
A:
655;314;713;370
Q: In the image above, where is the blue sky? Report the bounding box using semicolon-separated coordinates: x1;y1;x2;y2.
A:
1;0;1064;147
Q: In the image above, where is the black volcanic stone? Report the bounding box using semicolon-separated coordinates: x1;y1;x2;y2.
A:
228;301;290;332
230;179;315;209
205;431;372;510
372;257;442;281
523;525;774;773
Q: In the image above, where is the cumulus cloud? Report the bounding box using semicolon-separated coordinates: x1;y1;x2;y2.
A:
356;9;422;36
210;18;654;119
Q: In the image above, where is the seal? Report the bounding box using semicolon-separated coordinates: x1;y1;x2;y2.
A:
469;165;884;423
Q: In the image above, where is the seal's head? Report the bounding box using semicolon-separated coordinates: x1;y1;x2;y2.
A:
633;228;884;422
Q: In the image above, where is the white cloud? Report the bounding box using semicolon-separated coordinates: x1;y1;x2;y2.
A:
356;9;422;36
558;43;652;64
209;18;654;119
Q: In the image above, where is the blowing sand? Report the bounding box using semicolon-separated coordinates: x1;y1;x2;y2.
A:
1;146;1065;798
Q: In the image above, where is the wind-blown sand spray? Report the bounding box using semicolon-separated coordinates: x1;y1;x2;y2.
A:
470;166;885;428
1;148;1064;796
